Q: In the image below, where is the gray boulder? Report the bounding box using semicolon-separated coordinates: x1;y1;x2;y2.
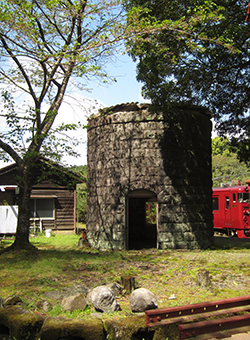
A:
64;284;89;297
129;288;158;312
105;282;123;297
61;294;87;312
43;290;64;300
43;284;89;301
42;300;51;313
89;286;121;313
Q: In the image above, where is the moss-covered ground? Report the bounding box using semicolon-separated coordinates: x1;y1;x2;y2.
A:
1;233;250;319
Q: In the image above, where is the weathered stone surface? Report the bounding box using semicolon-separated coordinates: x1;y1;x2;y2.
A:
61;294;87;312
0;305;44;340
129;288;158;312
40;316;104;340
41;300;50;313
0;296;4;307
43;290;64;300
89;286;121;313
4;295;22;306
103;313;165;340
64;283;89;297
43;284;89;301
105;282;123;297
87;103;214;250
0;304;180;340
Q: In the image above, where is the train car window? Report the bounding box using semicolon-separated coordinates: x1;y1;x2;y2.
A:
243;193;250;202
213;197;219;211
238;193;250;203
226;196;230;209
233;193;236;203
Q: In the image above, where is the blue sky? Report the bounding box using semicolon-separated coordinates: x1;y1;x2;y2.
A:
85;54;144;107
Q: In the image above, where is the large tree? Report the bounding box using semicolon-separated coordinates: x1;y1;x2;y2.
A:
125;0;250;160
0;0;125;250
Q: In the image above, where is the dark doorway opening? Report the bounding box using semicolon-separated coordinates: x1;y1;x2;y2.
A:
127;190;157;250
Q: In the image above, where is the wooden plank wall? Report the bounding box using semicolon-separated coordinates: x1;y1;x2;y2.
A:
31;187;75;232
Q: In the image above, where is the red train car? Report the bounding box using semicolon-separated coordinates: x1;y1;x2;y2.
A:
213;181;250;238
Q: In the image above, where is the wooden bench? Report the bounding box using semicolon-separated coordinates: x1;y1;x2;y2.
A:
145;295;250;339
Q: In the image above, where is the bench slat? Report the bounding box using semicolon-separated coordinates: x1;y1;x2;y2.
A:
146;305;250;327
145;295;250;327
185;326;250;340
179;313;250;340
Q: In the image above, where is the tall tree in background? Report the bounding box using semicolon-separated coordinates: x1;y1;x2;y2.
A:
212;137;250;187
0;0;125;250
125;0;250;161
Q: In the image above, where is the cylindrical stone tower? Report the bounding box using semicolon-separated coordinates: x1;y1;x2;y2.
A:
87;103;214;250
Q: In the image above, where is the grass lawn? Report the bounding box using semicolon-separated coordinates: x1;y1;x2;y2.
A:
1;233;250;319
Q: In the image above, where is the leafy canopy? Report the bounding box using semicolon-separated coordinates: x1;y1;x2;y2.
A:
0;0;125;165
125;0;250;160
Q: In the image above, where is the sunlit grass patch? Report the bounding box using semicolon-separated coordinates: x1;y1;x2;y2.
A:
1;235;250;317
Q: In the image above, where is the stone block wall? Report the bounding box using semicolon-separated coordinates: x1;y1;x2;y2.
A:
87;103;214;250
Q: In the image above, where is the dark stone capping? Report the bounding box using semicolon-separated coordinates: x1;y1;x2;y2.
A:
89;102;211;119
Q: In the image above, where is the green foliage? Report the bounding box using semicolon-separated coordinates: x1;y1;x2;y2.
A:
71;165;87;223
125;0;250;161
145;201;157;224
70;165;87;177
212;137;236;157
76;184;87;223
0;0;125;164
230;136;250;166
49;303;63;317
212;137;250;187
49;304;93;318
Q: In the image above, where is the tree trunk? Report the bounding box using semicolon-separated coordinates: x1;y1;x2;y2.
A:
121;275;135;294
9;163;36;251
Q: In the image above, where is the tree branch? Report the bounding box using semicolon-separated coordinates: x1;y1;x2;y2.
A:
29;58;76;153
0;35;38;105
0;138;22;165
33;0;68;43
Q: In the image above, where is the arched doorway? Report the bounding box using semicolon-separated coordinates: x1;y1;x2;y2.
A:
126;190;157;249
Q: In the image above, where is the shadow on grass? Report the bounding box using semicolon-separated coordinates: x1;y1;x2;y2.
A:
0;245;123;269
2;235;250;262
213;235;250;250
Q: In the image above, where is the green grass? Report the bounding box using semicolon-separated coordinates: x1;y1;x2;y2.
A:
1;234;250;318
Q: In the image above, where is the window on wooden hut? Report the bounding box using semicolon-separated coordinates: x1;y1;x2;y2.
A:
30;198;54;219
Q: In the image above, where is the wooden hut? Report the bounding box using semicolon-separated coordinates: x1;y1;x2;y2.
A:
0;159;85;234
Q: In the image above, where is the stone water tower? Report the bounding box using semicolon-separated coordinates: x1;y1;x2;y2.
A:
87;103;214;250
